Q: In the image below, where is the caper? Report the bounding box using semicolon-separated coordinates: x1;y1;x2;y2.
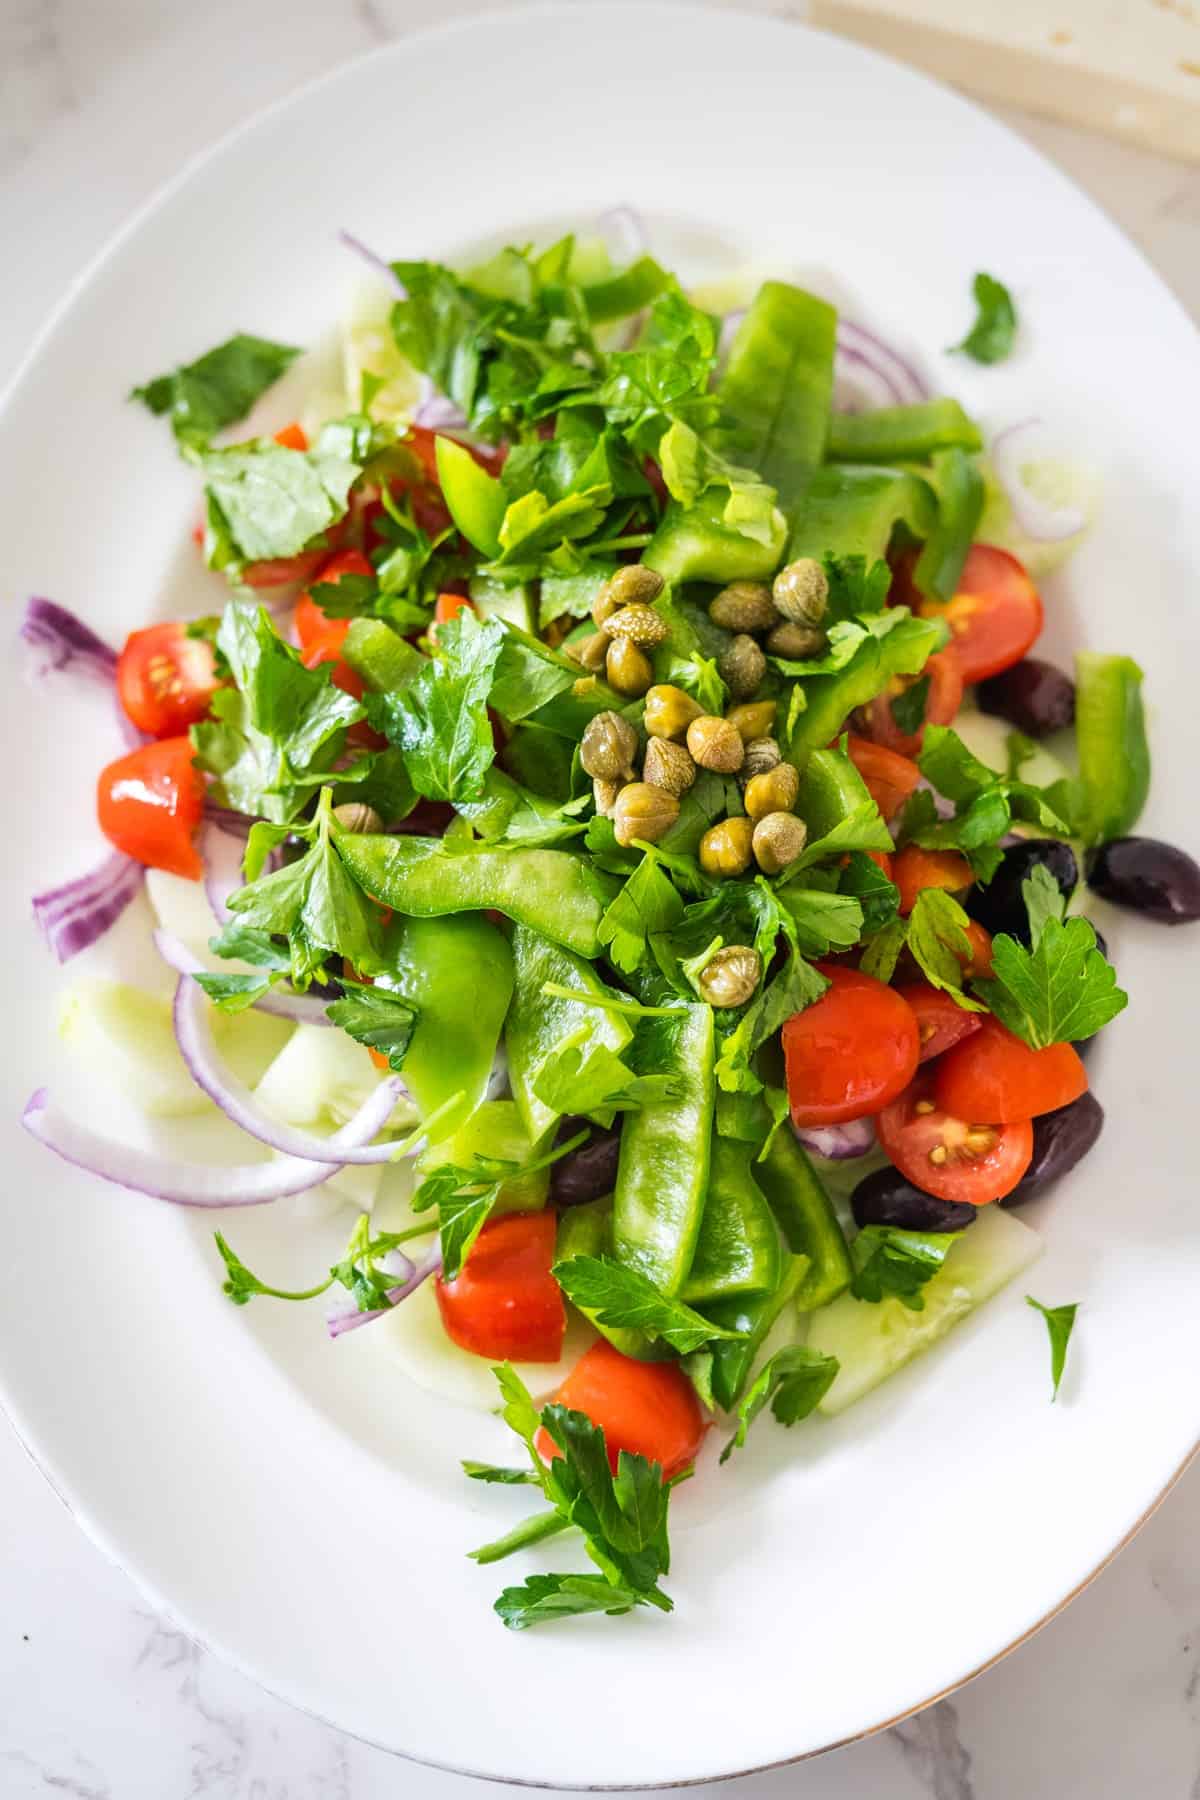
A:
642;737;696;798
601;602;669;649
332;802;384;834
593;777;624;818
752;811;808;875
709;581;779;633
612;781;680;848
718;632;767;700
698;816;754;878
744;761;800;822
686;714;745;774
594;563;665;626
580;710;639;782
767;620;827;660
726;699;777;743
643;683;704;741
567;631;610;673
697;944;763;1009
606;637;654;698
741;735;782;782
772;557;829;628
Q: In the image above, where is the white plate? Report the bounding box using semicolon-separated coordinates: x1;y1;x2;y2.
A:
2;7;1198;1786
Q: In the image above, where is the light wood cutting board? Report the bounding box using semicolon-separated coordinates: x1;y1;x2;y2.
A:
811;0;1200;162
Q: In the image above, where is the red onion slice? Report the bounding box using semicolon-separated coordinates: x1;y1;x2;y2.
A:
339;229;405;295
202;821;252;927
154;930;333;1028
414;387;469;431
595;205;647;265
991;417;1088;543
837;320;929;407
171;972;406;1163
21;596;117;686
33;852;145;964
793;1117;877;1160
326;1246;443;1338
22;1082;402;1209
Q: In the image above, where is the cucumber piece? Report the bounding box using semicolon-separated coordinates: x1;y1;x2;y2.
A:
254;1021;414;1131
808;1204;1042;1416
469;573;535;634
341;276;424;422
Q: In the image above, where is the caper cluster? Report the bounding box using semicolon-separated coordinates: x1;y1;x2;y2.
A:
568;564;669;699
710;559;831;674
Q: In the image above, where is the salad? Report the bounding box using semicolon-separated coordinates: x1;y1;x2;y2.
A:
21;219;1200;1631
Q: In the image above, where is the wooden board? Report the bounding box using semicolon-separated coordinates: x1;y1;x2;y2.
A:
811;0;1200;162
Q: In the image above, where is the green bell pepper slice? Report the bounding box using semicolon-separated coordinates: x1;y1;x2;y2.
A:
827;399;982;465
783;615;946;767
703;1254;808;1411
342;618;425;693
581;256;669;323
338;836;616;959
421;1100;549;1212
784;464;936;592
753;1128;853;1311
912;447;985;601
680;1136;785;1305
555;1198;672;1362
505;924;633;1145
613;1005;715;1295
717;280;837;505
1070;652;1151;845
644;491;787;588
793;747;883;839
379;913;513;1140
435;435;506;558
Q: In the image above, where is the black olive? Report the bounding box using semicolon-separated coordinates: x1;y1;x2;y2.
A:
976;658;1076;738
1085;837;1200;926
968;839;1079;940
851;1165;977;1233
1003;1092;1105;1205
549;1117;622;1207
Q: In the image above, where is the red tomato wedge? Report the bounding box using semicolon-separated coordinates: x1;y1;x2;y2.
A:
116;622;219;738
895;983;984;1064
295;549;374;650
960;919;994;979
97;737;205;879
892;844;975;916
933;1016;1088;1123
912;545;1044;684
783;965;921;1126
877;1073;1033;1204
435;1212;565;1364
301;631;386;748
861;649;963;757
434;591;476;626
273;422;309;451
846;735;920;822
534;1339;706;1480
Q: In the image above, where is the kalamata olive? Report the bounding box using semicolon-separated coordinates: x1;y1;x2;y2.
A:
549;1116;622;1207
1003;1091;1104;1205
851;1165;978;1233
968;838;1079;940
1085;837;1200;925
976;657;1076;738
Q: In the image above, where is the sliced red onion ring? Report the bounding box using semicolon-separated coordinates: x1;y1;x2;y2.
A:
153;930;333;1028
202;821;251;926
171;972;405;1162
837;319;928;406
33;852;145;964
834;342;909;413
793;1117;877;1160
21;597;117;686
203;801;257;840
595;205;647;265
22;1082;402;1209
718;307;747;366
414;388;469;431
339;229;405;295
327;1246;443;1339
991;417;1087;543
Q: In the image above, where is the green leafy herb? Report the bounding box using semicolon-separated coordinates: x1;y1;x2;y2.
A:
200;428;362;568
978;914;1127;1049
552;1255;746;1355
191;970;277;1013
461;1462;538;1486
131;333;301;449
369;610;505;802
906;889;987;1011
951;272;1018;365
469;1510;573;1565
719;1344;839;1462
1022;864;1067;948
597;855;685;976
325;980;419;1072
413;1132;586;1279
493;1573;649;1629
532;1033;684;1120
839;851;901;933
214;1232;337;1306
1026;1295;1078;1401
913;724;1071;877
214;1211;436;1313
850;1226;960;1311
890;674;930;736
715;955;829;1095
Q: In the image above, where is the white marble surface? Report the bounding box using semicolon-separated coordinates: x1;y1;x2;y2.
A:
2;2;1200;1795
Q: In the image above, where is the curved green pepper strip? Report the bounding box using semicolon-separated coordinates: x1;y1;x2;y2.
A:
338;836;617;959
783;614;945;768
644;491;787;587
613;1004;715;1295
784;465;936;587
555;1199;671;1362
1071;652;1150;845
505;924;633;1145
342;618;426;694
680;1137;784;1305
753;1128;853;1311
912;447;985;601
379;913;513;1141
434;435;505;557
716;280;837;505
703;1254;808;1411
793;748;882;841
827;399;982;465
580;256;669;323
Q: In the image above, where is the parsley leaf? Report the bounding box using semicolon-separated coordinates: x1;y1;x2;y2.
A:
598;856;685;976
914;725;1070;877
839;851;901;933
413;1133;586;1280
325;980;418;1072
214;1232;336;1306
950;272;1018;365
906;889;987;1010
462;1462;538;1486
131;333;300;449
1022;863;1067;948
890;673;930;736
850;1226;960;1310
532;1034;684;1121
200;428;362;568
719;1345;839;1462
977;915;1128;1049
369;610;505;802
552;1255;746;1355
1026;1295;1078;1401
493;1572;648;1629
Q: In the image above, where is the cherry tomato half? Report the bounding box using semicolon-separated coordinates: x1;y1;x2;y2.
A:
895;983;984;1064
933;1015;1088;1123
912;545;1044;684
877;1072;1034;1204
295;549;374;651
782;964;921;1126
97;736;204;879
116;622;219;738
960;919;994;979
861;649;963;757
301;631;386;749
435;1211;565;1364
893;844;975;916
534;1339;706;1480
846;734;921;822
241;547;331;591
